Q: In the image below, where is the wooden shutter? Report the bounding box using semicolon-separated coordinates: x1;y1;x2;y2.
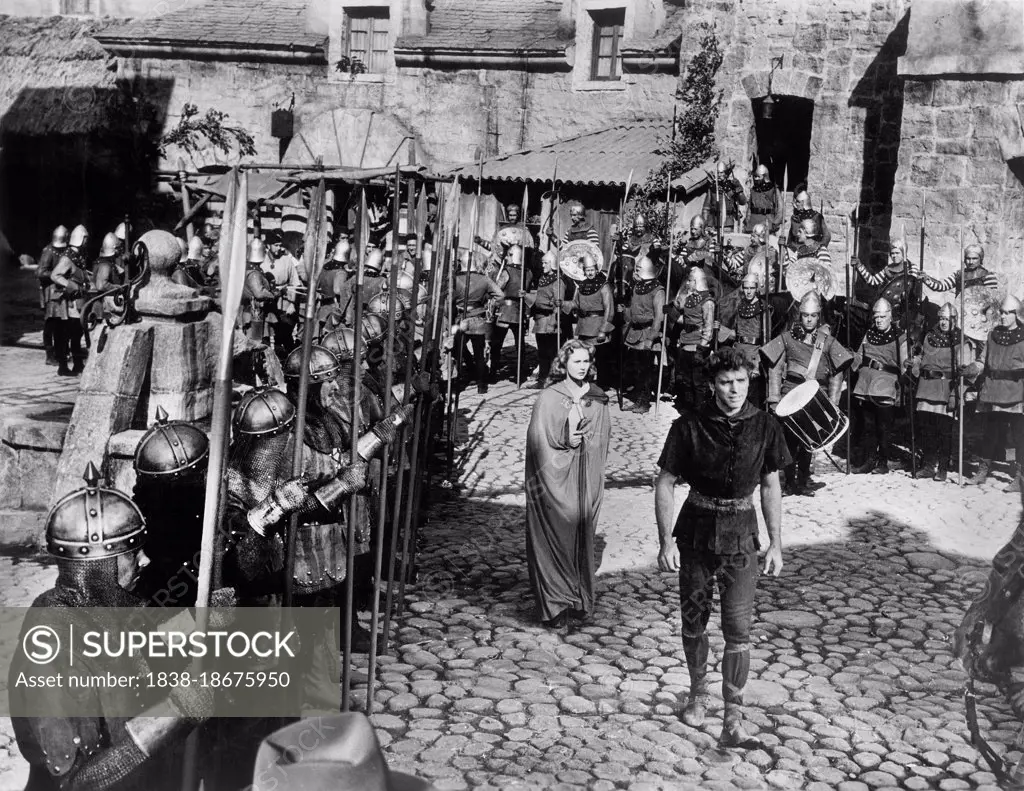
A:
590;9;624;81
347;8;390;73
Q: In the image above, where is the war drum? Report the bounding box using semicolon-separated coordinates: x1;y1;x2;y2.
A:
775;381;849;452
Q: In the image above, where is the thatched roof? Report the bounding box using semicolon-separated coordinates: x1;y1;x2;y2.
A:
0;15;119;135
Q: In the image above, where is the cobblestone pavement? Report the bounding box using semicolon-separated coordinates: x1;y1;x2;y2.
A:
2;277;1023;787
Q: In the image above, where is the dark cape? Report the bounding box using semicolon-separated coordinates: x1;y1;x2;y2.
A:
524;379;611;621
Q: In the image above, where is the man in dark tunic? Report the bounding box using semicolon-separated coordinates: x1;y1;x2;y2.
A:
724;273;770;409
667;267;716;414
703;161;747;233
786;188;831;249
48;225;91;376
655;348;789;748
489;243;532;384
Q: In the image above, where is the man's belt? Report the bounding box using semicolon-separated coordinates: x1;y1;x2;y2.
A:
785;373;810;385
737;334;760;345
863;358;899;375
920;369;948;380
630;320;654;329
686;491;755;513
458;307;486;319
988;369;1024;382
580;310;605;317
533;307;554;316
681;322;700;332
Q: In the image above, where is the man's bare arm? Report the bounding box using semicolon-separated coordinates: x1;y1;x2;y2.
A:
760;470;783;576
655;469;680;573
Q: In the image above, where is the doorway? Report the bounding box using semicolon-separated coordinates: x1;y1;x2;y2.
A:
752;96;814;193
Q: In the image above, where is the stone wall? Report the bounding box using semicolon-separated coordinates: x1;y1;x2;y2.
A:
892;79;1024;295
681;0;911;281
121;55;677;172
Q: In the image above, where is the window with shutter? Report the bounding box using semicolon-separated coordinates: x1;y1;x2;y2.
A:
346;7;390;74
590;9;624;81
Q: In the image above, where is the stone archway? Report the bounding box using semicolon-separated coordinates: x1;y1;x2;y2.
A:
740;69;824;103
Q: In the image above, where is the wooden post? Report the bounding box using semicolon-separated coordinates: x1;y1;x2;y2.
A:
177;158;195;242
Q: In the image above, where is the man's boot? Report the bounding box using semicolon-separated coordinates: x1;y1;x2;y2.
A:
934;459;949;482
969;460;990;486
720;645;762;749
852;455;877;475
915;456;937;479
872;458;889;475
680;634;710;727
1006;463;1023;493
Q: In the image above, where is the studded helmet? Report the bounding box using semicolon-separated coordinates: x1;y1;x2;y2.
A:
320;328;358;362
284;345;340;383
187;236;204;261
134;406;209;479
69;225;88;248
99;232;119;258
233;388;296;437
45;463;146;561
367;290;409;320
248;238;267;264
360;313;387;345
52;225;69;249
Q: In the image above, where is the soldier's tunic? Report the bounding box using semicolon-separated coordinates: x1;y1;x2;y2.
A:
47;248;89;322
854;326;908;406
453;271;503;387
572;274;614;340
172;261;205;290
561;223;601;247
979;323;1024;414
916;329;970;415
672;290;715;412
240;265;275;341
730;299;768;375
624;280;665;351
336;274;387;326
787;208;832;248
745;183;783;233
526;271;572;383
761;324;852;402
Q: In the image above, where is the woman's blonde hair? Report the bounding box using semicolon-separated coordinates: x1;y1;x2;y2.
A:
547;339;597;385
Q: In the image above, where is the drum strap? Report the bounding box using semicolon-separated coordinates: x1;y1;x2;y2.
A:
801;337;827;381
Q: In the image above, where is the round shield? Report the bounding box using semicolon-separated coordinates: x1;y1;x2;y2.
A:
559;239;603;282
494;225;528;249
879;274;922;310
786;260;835;303
962;284;999;342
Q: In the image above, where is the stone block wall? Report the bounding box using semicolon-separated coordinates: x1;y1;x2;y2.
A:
892;79;1024;296
122;55;677;173
0;410;68;547
680;0;911;284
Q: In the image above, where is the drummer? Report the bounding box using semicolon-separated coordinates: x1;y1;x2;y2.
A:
760;290;854;496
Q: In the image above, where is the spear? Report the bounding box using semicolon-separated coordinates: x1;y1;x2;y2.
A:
654;224;675;418
283;178;329;608
845;211;853;474
959;223;966;487
777;165;789;293
517;182;528;389
549;160;561;353
903;220;917;478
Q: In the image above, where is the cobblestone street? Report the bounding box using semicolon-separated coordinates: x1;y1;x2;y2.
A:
1;298;1023;788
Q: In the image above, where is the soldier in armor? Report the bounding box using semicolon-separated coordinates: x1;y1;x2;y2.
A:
852;297;910;474
48;224;91;376
853;238;923;326
612;212;663;289
725;273;771;409
761;290;853;495
667;266;716;414
678;216;718;294
172;236;207;290
489;244;532;384
452;250;503;394
622;256;665;413
92;233;126;293
703;161;747;233
786;217;832;270
968;295;1024;489
918;243;999;295
745;165;783;234
240;239;276;343
262;231;304;357
38;225;68;365
910;303;973;482
131;407;210;608
732;223;778;287
786;188;831;248
525;251;573;388
571;253;615;387
10;464;213;791
337;248;387;326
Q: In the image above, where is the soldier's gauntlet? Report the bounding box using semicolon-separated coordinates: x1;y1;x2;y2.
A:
313;461;370;512
247;478;310;536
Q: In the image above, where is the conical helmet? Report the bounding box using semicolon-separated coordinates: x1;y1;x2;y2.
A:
799;290;823;313
99;232;119;258
686;266;708;291
320;328;358;362
248;238;266;264
187;236;204;261
634;257;658;281
45;463;146;561
233;388;295;437
367;291;408;320
69;225;88;248
134;407;209;479
938;302;958;322
873;297;893;316
284;345;340;383
52;225;69;248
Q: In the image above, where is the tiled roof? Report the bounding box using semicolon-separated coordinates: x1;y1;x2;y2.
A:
449;121;674;188
94;0;327;54
396;0;567;52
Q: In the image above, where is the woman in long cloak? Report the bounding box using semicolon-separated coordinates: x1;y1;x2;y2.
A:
525;339;612;627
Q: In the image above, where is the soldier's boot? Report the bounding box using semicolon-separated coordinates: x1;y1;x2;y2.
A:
934;458;949;482
969;460;991;486
57;363;74;377
680;634;710;727
720;643;762;748
1005;464;1023;493
871;458;890;475
915;455;937;479
44;349;58;366
852;455;877;475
